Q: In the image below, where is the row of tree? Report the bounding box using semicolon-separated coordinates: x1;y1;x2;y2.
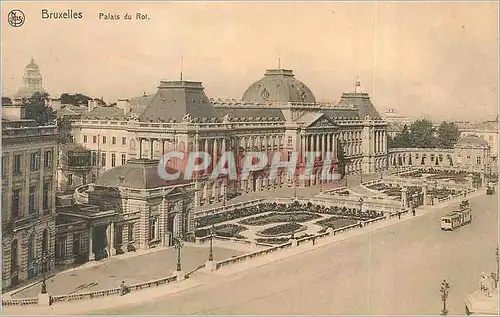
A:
388;119;461;149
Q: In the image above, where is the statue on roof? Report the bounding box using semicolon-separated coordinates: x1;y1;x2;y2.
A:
128;112;139;121
222;113;230;123
479;272;495;297
181;113;192;123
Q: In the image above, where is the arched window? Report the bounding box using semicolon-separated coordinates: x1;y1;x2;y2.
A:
129;139;136;149
10;240;18;273
42;229;49;254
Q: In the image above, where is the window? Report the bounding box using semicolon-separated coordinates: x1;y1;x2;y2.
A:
101;153;106;167
82;174;87;185
30;153;40;171
83;135;88;143
91;152;97;166
43;182;50;211
44;151;52;168
56;238;66;259
13;155;22;175
149;217;158;241
112;137;116;145
489;136;493;141
111;154;116;167
91;173;96;183
102;136;106;144
287;136;293;144
477;157;482;165
115;225;123;245
12;189;20;219
467;156;471;159
68;174;73;186
128;223;135;242
92;136;97;144
72;233;81;255
1;156;6;176
122;137;127;145
28;186;36;215
121;154;126;165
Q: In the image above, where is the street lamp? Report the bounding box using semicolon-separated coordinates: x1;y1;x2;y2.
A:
496;248;499;282
440;278;450;316
173;236;183;272
290;213;295;240
39;252;50;294
208;225;215;261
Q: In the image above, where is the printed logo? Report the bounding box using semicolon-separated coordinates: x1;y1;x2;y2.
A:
8;9;25;27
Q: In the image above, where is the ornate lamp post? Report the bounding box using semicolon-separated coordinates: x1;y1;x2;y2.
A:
440;278;450;315
208;225;215;261
39;252;50;294
359;197;364;213
496;248;499;282
173;236;183;272
290;213;295;240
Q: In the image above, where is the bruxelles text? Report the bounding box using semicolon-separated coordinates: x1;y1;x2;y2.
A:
157;151;342;181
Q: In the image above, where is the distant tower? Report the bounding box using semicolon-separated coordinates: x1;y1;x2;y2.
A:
354;77;362;93
15;58;46;99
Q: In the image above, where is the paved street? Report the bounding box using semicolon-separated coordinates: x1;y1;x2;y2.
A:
13;245;245;298
97;193;498;315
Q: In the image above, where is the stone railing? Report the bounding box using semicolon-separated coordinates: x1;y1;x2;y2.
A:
2;297;39;307
436;188;476;204
73;184;90;204
4;274;180;307
216;242;293;270
194;199;266;218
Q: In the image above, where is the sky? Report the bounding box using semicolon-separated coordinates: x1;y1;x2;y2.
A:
2;1;498;122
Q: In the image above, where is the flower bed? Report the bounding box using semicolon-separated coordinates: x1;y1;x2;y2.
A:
257;223;306;237
196;203;278;227
366;183;391;191
239;212;321;226
315;217;358;230
427;188;459;199
384;187;402;197
194;224;248;239
255;237;290;245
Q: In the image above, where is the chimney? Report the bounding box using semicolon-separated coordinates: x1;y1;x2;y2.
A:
88;99;98;112
117;99;131;114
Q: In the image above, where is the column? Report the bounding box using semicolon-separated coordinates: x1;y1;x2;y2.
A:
222;137;226;153
138;138;143;159
161;139;165;155
213;138;218;166
150;139;154;159
109;222;115;256
301;135;306;163
315;135;320;153
88;226;94;261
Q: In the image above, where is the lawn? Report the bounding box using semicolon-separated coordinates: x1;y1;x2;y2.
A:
315;217;358;230
240;212;321;226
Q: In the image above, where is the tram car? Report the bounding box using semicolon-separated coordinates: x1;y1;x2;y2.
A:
441;200;472;231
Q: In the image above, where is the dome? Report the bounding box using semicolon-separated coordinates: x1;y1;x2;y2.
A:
96;159;188;189
26;58;39;69
242;69;316;104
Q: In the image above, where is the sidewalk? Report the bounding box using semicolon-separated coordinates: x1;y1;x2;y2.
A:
10;245;245;299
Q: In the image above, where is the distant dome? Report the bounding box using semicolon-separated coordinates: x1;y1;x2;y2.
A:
242;69;316;104
26;58;39;69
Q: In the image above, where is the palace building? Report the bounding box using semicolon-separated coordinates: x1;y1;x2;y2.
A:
2;99;58;288
63;68;389;207
14;59;47;99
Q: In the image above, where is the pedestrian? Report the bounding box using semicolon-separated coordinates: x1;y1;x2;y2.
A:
398;212;401;220
312;237;316;245
120;281;126;296
412;209;416;216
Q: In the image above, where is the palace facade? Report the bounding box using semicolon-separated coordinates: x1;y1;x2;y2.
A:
64;68;388;206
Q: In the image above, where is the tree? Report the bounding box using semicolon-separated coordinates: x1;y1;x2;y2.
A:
388;124;412;148
24;92;56;125
436;121;460;148
60;93;93;106
57;116;74;144
409;119;436;148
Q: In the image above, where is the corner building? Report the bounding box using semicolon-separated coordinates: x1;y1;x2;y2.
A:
2;101;58;289
70;69;388;206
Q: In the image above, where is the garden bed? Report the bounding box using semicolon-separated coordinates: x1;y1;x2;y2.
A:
239;212;321;226
255;237;290;245
194;224;248;239
256;223;307;237
315;217;358;230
